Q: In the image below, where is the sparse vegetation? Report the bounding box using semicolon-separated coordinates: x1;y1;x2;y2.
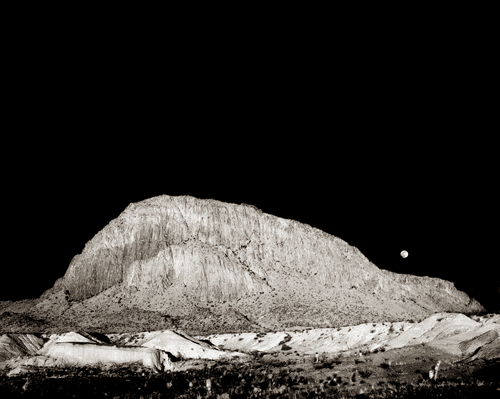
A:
380;360;392;369
313;360;335;370
358;367;374;378
278;334;292;346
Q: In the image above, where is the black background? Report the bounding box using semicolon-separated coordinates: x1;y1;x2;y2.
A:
2;16;497;312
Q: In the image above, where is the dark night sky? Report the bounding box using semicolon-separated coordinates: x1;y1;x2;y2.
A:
2;26;497;313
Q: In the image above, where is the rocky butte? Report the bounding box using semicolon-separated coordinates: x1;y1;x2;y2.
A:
3;195;484;334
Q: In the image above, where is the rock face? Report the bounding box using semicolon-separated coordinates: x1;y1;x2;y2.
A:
0;334;44;362
35;195;483;333
140;330;247;361
44;342;172;372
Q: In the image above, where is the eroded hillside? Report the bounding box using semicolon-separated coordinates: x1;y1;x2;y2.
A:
2;195;484;334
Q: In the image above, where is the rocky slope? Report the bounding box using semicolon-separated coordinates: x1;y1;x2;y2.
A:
4;195;484;334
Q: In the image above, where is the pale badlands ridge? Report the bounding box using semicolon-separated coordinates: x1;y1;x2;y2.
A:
1;313;500;375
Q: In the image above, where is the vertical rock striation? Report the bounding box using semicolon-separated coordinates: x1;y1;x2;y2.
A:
57;195;382;301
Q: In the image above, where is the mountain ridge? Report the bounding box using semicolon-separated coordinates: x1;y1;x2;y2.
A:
21;195;485;333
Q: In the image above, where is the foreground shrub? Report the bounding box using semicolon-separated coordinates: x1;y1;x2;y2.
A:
358;367;373;378
313;362;332;370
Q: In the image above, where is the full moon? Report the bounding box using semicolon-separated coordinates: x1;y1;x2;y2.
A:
400;250;408;258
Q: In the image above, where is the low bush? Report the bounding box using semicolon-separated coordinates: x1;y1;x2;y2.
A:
358;367;374;378
380;361;391;369
313;362;332;370
278;334;292;346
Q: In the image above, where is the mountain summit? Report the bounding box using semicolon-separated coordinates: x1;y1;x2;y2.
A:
33;195;483;334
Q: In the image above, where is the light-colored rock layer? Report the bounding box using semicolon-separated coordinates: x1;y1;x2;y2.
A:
140;330;247;360
37;331;104;356
201;313;500;361
2;313;499;373
0;334;44;362
205;322;412;355
2;329;237;370
44;342;172;372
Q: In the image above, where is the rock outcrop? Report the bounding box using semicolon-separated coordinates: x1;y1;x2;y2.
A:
0;334;44;362
140;330;247;360
204;312;500;362
30;195;484;333
44;342;173;372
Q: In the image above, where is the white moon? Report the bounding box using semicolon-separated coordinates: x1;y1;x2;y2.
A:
400;250;408;258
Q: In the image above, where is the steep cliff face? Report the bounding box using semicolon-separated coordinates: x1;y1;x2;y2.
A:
58;195;382;302
38;195;483;333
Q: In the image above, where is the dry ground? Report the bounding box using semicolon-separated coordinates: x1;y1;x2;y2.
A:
1;344;499;398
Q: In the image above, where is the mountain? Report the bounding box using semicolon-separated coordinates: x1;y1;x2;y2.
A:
3;195;484;334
